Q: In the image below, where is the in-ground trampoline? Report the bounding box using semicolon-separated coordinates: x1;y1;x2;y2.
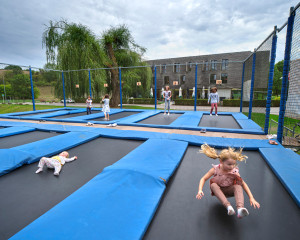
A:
0;136;142;240
0;121;299;239
90;111;141;121
47;111;93;119
137;113;183;125
0;130;61;148
198;114;241;129
144;147;300;240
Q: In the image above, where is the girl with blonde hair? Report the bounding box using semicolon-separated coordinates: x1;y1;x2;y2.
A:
196;144;260;218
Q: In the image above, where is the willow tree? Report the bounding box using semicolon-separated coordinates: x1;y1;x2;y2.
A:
42;20;106;99
101;25;146;107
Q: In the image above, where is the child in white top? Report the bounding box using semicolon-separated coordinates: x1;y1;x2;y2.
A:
208;87;219;116
102;94;110;120
86;96;92;115
35;151;77;176
163;86;172;115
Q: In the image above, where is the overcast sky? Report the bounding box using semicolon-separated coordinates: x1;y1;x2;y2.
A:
0;0;298;69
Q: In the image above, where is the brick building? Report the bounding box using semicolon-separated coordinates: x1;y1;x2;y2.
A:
146;51;252;100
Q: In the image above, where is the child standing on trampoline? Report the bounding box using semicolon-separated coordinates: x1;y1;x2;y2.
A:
35;151;77;176
208;87;219;116
163;86;172;115
196;144;260;218
86;96;92;115
102;94;110;120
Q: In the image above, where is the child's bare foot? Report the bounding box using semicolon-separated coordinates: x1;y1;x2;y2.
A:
35;168;43;174
237;208;249;218
227;205;235;216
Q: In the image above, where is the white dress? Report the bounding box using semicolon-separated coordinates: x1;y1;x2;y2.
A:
102;99;110;113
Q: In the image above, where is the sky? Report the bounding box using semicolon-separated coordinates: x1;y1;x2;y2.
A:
0;0;298;69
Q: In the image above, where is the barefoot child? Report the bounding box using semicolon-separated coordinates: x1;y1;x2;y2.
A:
208;87;219;116
163;86;172;115
102;94;110;120
86;96;92;115
196;144;260;218
35;151;77;176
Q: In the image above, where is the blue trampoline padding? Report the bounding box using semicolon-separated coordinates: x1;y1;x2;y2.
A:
259;148;300;207
169;112;203;127
231;112;248;120
106;139;188;183
119;110;160;124
236;119;262;130
0;149;35;176
11;169;166;240
0;126;35;137
13;131;100;164
170;134;282;150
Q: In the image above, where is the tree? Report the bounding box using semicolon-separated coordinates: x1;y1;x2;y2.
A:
10;74;39;99
4;65;22;74
273;60;284;96
42;20;106;99
101;25;146;106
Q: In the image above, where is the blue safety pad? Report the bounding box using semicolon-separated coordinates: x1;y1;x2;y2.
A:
169;111;203;127
170;134;282;150
231;112;248;120
106;139;188;183
259;148;300;207
0;126;35;137
13;131;100;164
0;149;35;176
118;110;160;124
11;169;166;240
236;119;262;130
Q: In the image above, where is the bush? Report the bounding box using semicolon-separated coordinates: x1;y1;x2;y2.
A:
223;99;280;107
174;99;209;106
127;98;155;104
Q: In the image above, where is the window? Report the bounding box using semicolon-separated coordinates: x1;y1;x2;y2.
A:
211;60;217;70
221;73;228;84
222;59;228;70
174;63;180;73
180;75;186;84
205;61;209;71
164;76;170;85
187;62;192;71
162;64;166;73
210;74;217;84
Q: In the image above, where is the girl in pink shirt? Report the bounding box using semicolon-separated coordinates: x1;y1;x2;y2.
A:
196;144;260;218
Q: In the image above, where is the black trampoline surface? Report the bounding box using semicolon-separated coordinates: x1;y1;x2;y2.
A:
14;110;63;117
144;147;300;240
138;113;183;125
0;131;61;148
198;114;241;129
0;137;142;239
91;111;141;121
47;111;92;119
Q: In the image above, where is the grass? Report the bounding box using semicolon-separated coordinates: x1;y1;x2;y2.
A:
243;112;300;135
0;104;64;114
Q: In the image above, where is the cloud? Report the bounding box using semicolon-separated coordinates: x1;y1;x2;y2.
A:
0;0;298;68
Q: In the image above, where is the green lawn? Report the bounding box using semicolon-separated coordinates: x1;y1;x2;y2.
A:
0;104;65;114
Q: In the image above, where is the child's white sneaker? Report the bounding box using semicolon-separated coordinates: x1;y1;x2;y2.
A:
164;112;166;115
237;208;249;218
35;168;43;174
54;172;59;176
168;113;170;115
216;114;218;116
227;205;235;216
210;114;212;116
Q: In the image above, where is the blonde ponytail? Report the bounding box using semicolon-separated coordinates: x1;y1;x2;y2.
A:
200;144;219;159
